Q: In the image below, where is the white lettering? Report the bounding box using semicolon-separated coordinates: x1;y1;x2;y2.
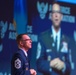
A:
62;15;75;23
61;6;70;14
49;4;52;11
9;23;15;30
9;32;16;40
27;26;32;33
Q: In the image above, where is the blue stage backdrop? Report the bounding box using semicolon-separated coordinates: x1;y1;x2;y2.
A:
0;0;17;75
0;0;76;75
0;0;28;75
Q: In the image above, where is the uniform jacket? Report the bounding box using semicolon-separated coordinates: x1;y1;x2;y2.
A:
11;49;30;75
36;29;71;75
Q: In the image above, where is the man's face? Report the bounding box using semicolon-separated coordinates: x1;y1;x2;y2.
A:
21;35;32;50
51;3;62;28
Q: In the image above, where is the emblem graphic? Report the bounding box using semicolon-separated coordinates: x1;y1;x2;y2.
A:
37;1;48;19
0;21;8;39
0;21;8;52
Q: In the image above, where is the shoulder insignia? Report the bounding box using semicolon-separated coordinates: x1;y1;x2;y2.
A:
14;58;21;69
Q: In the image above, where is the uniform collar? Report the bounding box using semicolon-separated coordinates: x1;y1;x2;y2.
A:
19;47;28;57
51;25;61;41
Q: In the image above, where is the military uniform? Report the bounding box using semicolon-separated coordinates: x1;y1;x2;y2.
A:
36;29;71;75
11;49;30;75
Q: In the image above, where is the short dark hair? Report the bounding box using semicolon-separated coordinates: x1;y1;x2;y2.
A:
16;33;28;44
52;2;60;6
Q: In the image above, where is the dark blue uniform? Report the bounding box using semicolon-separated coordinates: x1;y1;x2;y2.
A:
11;49;31;75
36;29;71;75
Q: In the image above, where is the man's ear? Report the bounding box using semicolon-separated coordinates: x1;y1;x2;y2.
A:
61;14;63;20
20;41;23;46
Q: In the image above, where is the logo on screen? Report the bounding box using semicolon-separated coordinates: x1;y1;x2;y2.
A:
0;21;8;39
0;21;8;52
37;1;48;19
74;30;76;42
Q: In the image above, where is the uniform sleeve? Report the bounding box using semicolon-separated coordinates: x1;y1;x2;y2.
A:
36;39;52;74
62;38;71;75
62;48;71;75
11;53;30;75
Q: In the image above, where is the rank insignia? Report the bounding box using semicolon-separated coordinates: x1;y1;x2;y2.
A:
61;41;68;53
47;55;51;61
15;58;21;69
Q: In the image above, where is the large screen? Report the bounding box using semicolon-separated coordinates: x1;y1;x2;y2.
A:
27;0;76;75
0;0;76;75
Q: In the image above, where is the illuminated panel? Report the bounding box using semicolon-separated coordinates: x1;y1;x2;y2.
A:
58;0;76;4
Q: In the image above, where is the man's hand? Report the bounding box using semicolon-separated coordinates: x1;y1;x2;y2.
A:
30;69;37;75
50;58;65;70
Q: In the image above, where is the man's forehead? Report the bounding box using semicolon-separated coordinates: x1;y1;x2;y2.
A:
52;4;60;11
22;35;30;39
